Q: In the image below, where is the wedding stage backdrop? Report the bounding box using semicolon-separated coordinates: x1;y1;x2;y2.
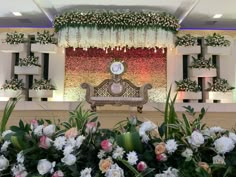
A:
64;47;167;102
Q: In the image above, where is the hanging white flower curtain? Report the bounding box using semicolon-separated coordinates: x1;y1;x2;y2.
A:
54;11;180;49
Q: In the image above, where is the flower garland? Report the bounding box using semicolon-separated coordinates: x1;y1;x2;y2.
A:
175;78;201;92
205;33;230;47
54;10;180;49
18;56;41;67
175;34;198;47
4;32;26;44
189;56;216;69
31;79;55;90
206;78;234;92
35;30;57;45
1;78;24;90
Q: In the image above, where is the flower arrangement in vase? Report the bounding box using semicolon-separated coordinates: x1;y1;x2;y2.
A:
4;31;27;44
206;78;234;92
189;56;215;69
35;30;57;45
18;56;41;67
205;33;230;47
1;78;24;90
175;78;201;92
175;34;198;47
31;78;55;90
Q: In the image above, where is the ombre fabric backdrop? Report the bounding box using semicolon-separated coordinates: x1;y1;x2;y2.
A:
64;47;167;102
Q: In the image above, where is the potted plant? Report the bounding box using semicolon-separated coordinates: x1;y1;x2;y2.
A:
31;30;57;53
205;33;231;55
188;56;217;77
205;78;234;102
0;78;24;98
175;34;201;55
29;78;56;98
0;31;28;52
14;56;41;75
175;78;202;100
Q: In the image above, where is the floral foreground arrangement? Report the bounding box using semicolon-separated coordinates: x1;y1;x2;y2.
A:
0;90;236;177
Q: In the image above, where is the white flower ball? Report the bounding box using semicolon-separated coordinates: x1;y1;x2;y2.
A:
0;155;9;171
188;130;204;147
214;136;235;154
37;159;54;175
61;154;76;166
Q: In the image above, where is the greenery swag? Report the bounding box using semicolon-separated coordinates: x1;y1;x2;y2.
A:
53;10;180;32
205;33;230;47
206;78;235;92
1;78;24;90
189;56;216;69
175;34;198;47
175;78;201;92
31;79;55;90
18;56;41;67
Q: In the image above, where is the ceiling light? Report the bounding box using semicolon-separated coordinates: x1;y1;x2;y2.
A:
213;14;222;18
12;12;22;16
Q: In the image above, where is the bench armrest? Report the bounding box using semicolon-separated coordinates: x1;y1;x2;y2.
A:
139;83;152;99
81;83;94;98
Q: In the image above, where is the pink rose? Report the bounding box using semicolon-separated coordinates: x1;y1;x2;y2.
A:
65;128;78;139
31;119;38;130
156;153;167;162
86;122;97;133
39;136;51;149
52;170;64;177
101;139;112;152
137;161;147;172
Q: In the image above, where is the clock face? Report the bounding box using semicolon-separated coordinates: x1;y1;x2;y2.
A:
110;61;125;75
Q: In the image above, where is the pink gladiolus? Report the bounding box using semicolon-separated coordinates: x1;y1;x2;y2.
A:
137;161;147;172
101;139;113;152
86;122;97;133
39;136;51;149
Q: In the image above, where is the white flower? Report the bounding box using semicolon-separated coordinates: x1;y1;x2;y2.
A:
214;136;235;154
34;125;44;136
11;163;27;176
155;174;165;177
163;167;179;177
112;146;125;159
43;124;56;137
213;155;226;165
17;151;24;163
97;150;106;159
127;151;138;165
210;127;225;134
181;148;193;159
139;121;156;143
1;141;11;152
66;138;76;148
188;130;204;147
76;135;85;148
80;167;92;177
37;159;55;175
0;155;9;171
54;136;66;150
1;130;14;138
105;164;124;177
165;139;178;154
61;154;76;166
229;132;236;144
63;145;74;155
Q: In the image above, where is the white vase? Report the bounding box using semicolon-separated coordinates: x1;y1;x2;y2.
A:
205;91;233;100
29;90;53;98
188;68;217;77
14;66;41;75
0;89;24;97
205;46;231;55
31;44;57;53
0;43;28;53
177;91;202;100
176;46;201;55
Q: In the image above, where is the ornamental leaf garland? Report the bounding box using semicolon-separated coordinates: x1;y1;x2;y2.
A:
35;30;57;44
1;78;24;90
18;56;41;67
205;33;230;47
5;31;26;44
175;78;201;92
175;34;198;47
31;78;56;90
53;10;180;32
206;78;235;92
189;56;216;69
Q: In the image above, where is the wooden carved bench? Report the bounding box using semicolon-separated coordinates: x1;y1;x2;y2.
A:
81;75;152;113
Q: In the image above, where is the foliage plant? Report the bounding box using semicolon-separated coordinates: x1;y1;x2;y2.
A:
31;78;56;90
189;56;216;69
206;78;235;92
205;33;230;47
35;30;57;45
5;32;26;44
175;78;201;92
1;78;24;90
0;88;236;176
18;56;41;67
175;34;198;47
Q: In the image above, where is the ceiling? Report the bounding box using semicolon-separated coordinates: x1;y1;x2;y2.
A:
1;0;236;30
